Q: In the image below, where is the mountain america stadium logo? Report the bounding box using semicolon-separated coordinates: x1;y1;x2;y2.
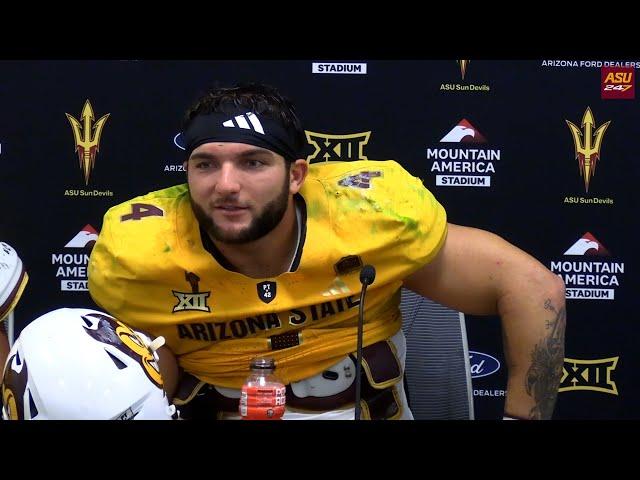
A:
52;225;99;292
64;224;99;248
563;232;610;256
439;119;487;143
550;232;624;300
428;119;500;188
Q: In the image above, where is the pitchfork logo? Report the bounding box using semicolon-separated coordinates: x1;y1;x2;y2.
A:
566;107;611;193
66;100;110;185
458;60;470;80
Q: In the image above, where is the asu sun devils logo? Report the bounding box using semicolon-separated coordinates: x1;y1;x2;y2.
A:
172;271;211;312
305;131;371;163
65;100;110;185
458;60;470;80
566;107;611;193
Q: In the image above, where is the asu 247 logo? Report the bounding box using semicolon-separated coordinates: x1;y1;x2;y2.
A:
601;67;635;99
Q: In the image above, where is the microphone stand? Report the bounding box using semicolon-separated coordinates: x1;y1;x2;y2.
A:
355;265;375;421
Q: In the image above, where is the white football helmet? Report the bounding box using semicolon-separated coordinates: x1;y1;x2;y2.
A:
0;242;28;323
1;308;175;420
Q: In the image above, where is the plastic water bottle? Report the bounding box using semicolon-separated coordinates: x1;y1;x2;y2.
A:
240;357;286;420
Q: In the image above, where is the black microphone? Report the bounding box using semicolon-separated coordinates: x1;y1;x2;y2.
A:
355;264;376;420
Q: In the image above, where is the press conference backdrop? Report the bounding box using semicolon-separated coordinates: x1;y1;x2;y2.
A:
0;60;637;419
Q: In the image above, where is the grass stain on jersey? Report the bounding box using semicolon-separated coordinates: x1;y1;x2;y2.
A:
306;200;324;218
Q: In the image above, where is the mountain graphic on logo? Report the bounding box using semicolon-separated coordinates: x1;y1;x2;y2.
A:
65;225;99;248
440;119;487;143
563;232;610;256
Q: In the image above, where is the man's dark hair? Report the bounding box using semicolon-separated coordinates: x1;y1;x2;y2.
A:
182;83;306;163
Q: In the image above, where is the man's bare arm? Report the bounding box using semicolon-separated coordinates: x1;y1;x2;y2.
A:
403;223;566;419
156;345;180;400
0;329;9;370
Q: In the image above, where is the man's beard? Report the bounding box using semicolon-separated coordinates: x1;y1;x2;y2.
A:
191;174;290;244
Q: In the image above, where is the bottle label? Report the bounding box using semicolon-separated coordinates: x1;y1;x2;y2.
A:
240;385;286;420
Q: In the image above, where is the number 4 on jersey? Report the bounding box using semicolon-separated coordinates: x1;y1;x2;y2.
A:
121;203;164;222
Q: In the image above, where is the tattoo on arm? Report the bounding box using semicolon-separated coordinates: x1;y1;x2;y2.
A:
525;299;566;419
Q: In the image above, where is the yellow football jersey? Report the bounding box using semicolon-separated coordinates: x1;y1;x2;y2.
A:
88;160;447;388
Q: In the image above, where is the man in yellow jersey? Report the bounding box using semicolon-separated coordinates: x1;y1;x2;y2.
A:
88;83;565;420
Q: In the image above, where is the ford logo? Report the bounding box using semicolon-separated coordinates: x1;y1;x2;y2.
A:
468;351;501;378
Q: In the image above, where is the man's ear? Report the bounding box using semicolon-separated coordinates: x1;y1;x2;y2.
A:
289;159;309;194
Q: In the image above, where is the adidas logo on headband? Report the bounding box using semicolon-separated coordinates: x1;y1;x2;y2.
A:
222;112;265;135
178;110;299;161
